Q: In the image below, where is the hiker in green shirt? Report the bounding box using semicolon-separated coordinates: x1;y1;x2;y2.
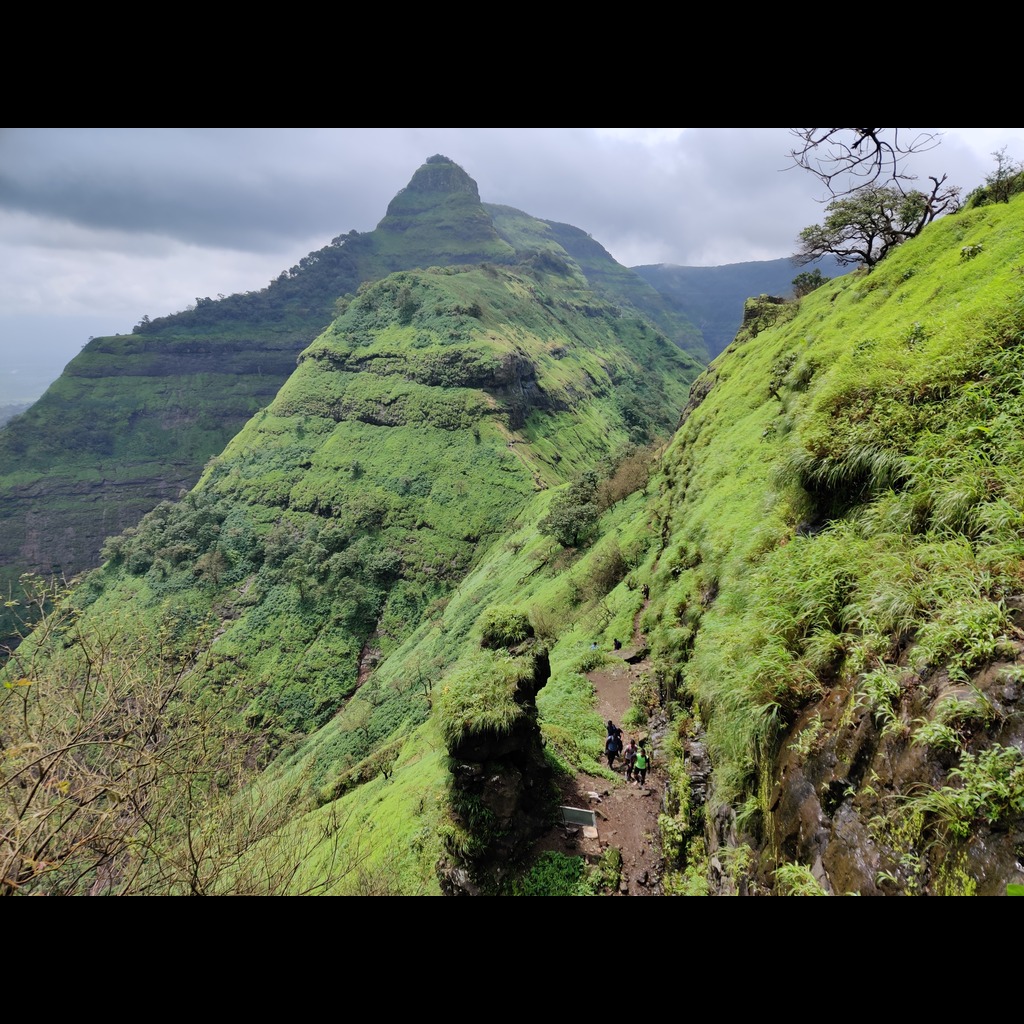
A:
634;743;649;786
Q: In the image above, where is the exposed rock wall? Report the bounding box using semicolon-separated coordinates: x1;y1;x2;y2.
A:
438;648;557;894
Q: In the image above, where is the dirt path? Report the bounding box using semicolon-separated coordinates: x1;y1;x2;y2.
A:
537;626;666;895
584;648;664;894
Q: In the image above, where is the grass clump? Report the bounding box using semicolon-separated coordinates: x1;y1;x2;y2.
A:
505;851;596;895
910;743;1024;839
774;862;829;896
436;651;537;749
479;605;534;648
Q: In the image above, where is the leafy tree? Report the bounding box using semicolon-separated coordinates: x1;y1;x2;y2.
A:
795;181;959;269
539;470;600;547
791;268;828;298
790;129;960;270
966;147;1024;207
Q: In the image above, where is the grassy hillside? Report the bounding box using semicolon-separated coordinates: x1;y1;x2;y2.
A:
487;206;708;362
0;157;704;648
8;165;1020;896
644;191;1024;895
0;253;694;894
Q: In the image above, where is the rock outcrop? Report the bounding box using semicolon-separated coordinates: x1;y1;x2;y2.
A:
438;647;556;894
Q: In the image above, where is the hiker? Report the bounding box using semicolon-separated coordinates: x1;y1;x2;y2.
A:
607;720;623;743
634;742;649;786
623;738;638;781
605;729;622;768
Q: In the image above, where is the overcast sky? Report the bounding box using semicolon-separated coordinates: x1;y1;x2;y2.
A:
2;128;1021;401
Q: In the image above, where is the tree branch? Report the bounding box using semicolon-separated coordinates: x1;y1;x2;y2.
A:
788;129;944;198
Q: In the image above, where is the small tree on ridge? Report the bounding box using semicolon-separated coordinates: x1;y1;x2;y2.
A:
795;178;960;269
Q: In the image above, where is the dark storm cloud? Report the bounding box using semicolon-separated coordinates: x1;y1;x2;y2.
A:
0;128;401;251
1;128;1018;403
0;129;822;265
2;128;1007;270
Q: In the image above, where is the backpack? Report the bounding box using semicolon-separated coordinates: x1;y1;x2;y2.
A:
606;733;621;753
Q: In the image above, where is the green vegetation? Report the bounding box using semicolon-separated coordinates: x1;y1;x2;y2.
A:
645;189;1024;894
2;216;693;893
795;184;959;268
505;851;595;895
792;268;827;297
0;576;367;895
774;862;829;896
966;147;1024;208
910;744;1024;839
479;605;534;648
0;156;705;651
437;651;537;749
6;152;1024;895
539;470;600;547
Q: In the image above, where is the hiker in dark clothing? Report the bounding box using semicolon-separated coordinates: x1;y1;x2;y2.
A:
605;729;622;768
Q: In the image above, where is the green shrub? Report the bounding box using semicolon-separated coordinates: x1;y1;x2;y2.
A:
589;846;622;893
910;743;1024;839
507;851;595;895
792;269;828;298
436;652;534;749
479;605;534;648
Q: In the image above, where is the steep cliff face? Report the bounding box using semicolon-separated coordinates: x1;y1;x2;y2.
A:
759;639;1024;895
649;192;1024;896
0;332;301;590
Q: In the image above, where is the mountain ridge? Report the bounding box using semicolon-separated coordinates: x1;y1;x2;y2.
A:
0;157;704;644
4;160;1023;896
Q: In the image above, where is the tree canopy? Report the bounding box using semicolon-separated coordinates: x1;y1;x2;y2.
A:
539;470;600;547
790;129;961;270
796;178;960;269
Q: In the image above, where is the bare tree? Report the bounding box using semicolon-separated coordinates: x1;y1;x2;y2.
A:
788;128;944;198
0;575;367;895
790;129;961;270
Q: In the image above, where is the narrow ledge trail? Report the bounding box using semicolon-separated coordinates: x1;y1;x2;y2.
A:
540;611;666;895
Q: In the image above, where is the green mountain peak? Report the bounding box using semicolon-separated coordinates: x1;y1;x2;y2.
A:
397;154;481;202
373;156;513;265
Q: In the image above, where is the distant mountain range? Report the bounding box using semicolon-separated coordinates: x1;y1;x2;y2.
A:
633;254;849;358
